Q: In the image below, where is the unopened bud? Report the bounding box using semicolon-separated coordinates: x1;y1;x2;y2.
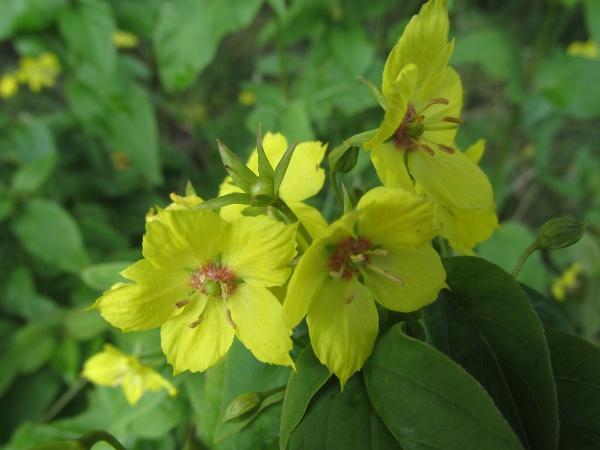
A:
250;176;274;198
537;217;586;250
328;144;359;174
223;392;263;423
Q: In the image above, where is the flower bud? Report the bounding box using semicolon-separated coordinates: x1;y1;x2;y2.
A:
537;217;586;250
222;392;263;423
328;144;359;174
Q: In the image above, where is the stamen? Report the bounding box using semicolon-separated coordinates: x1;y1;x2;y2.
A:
188;317;203;329
173;298;190;309
350;254;365;263
420;144;435;156
221;283;229;300
370;249;389;256
345;290;357;304
429;97;449;106
438;144;456;154
422;125;460;132
366;264;405;286
443;116;463;124
330;270;343;279
225;307;236;329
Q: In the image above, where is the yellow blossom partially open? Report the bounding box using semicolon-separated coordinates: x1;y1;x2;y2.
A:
82;344;177;405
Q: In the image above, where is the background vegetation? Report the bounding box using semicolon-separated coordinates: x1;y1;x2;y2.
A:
1;0;599;448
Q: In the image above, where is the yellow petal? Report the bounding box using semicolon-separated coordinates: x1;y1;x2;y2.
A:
408;145;494;210
307;278;378;389
364;245;446;312
229;283;294;367
382;0;453;99
369;142;414;190
357;187;441;249
143;209;225;270
92;259;190;332
288;201;328;244
81;344;128;385
221;216;297;287
161;296;234;373
122;372;145;405
364;63;418;150
438;205;500;250
465;139;486;164
279;140;327;202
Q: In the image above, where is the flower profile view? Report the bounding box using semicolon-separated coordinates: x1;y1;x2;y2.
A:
82;344;177;405
283;187;446;387
91;209;297;373
361;0;493;211
219;132;328;241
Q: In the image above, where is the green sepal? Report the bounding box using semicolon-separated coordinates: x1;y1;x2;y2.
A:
273;141;298;196
256;125;275;179
328;144;359;174
342;183;354;215
195;193;252;210
185;180;197;196
344;129;378;146
217;140;257;193
250;193;277;207
357;77;387;110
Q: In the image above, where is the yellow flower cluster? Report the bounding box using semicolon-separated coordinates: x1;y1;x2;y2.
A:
91;0;498;388
1;52;61;99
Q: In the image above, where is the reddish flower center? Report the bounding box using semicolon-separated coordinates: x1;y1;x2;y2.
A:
190;263;238;298
328;236;373;280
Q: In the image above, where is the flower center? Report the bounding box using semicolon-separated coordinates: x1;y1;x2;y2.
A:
392;98;462;156
328;236;374;280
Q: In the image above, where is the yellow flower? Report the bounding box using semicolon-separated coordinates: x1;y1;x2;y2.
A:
0;74;18;98
16;52;61;92
551;263;583;301
114;30;139;49
91;209;297;373
283;187;445;387
238;89;257;105
219;132;328;244
567;40;599;60
362;0;493;211
82;344;177;405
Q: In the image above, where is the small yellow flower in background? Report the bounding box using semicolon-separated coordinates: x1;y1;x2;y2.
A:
552;263;583;301
238;89;257;106
567;40;599;59
113;30;139;49
82;344;177;405
362;0;493;212
219;132;328;243
91;208;297;373
0;74;18;98
283;187;446;387
16;52;61;92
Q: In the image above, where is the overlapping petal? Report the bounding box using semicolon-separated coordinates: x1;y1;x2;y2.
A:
369;142;413;190
279;140;327;202
438;205;500;250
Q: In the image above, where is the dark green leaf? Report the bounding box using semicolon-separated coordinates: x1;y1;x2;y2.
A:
364;324;524;450
430;256;558;450
519;283;575;333
12;199;91;274
280;345;331;450
545;327;600;450
12;153;58;194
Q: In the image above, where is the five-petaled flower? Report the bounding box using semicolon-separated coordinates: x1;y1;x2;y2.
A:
91;209;297;373
82;344;177;405
363;0;493;211
282;187;446;387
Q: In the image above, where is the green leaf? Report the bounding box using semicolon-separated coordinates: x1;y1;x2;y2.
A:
329;27;375;76
427;256;558;450
545;327;600;449
3;266;57;320
58;0;116;78
280;345;331;450
154;0;263;92
289;375;400;450
0;191;16;223
80;261;133;291
12;199;91;274
519;283;575;333
8;118;58;163
64;309;108;341
0;0;66;39
364;324;524;450
12;153;58;194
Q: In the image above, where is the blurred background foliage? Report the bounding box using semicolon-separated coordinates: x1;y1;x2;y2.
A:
0;0;599;448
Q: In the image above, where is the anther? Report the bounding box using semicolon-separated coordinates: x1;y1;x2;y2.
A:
225;308;236;329
438;144;456;154
442;116;463;124
371;249;389;256
330;270;343;279
350;254;365;263
420;144;435;156
367;264;405;286
345;290;357;304
429;97;449;106
173;298;190;309
188;318;203;329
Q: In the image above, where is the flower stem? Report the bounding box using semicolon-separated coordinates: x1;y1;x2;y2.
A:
330;169;344;209
512;240;540;278
78;430;128;450
39;377;88;424
273;198;313;246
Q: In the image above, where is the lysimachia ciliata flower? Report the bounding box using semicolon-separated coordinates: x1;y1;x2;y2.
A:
81;344;177;405
283;187;446;387
219;132;328;241
91;209;297;373
363;0;493;211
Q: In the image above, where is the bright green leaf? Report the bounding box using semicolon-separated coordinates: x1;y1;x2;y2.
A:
80;261;133;292
12;153;58;194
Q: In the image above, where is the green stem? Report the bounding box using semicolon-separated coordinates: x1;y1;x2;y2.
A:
260;384;287;399
39;377;88;424
330;169;343;209
78;430;128;450
512;240;540;278
275;14;289;100
273;198;313;246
